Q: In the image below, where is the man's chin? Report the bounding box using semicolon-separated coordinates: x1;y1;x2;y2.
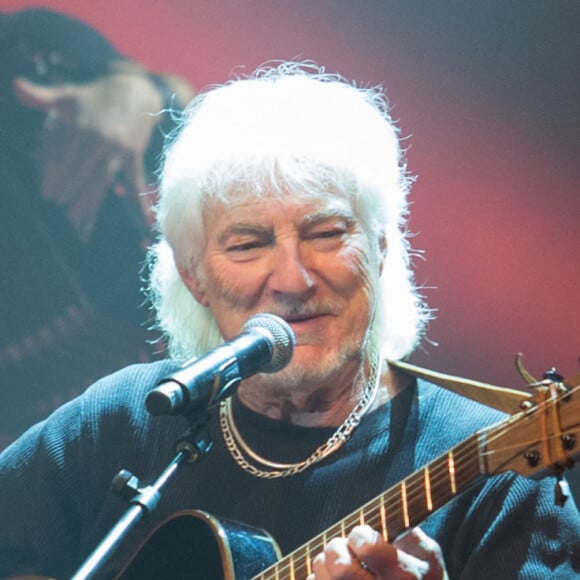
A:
270;351;345;386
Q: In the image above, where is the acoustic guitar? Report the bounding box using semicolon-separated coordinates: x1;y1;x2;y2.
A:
116;373;580;579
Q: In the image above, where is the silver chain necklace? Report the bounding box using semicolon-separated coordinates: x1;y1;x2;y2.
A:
219;353;382;479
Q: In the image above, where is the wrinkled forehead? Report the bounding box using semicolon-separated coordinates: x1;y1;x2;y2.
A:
202;182;361;227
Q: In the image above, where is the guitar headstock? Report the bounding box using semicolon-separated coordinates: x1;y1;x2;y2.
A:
482;370;580;491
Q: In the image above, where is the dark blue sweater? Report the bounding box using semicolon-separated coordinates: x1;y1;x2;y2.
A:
0;360;578;578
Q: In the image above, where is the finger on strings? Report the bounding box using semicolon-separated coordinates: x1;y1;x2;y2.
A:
312;536;372;579
348;524;398;575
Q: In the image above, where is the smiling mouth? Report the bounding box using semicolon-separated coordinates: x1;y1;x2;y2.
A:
282;312;333;328
285;314;319;323
266;306;334;327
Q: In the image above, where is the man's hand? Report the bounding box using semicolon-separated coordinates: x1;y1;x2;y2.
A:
13;71;164;241
309;526;448;579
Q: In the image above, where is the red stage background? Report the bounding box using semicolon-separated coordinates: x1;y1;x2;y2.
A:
3;0;578;388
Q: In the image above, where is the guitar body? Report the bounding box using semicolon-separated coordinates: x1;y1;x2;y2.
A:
118;509;281;580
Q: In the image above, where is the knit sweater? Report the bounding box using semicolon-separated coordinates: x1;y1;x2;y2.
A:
0;360;578;578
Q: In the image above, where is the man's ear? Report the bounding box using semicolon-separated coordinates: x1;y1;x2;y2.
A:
177;262;210;307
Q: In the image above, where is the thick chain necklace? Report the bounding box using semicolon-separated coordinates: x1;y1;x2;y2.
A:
219;353;382;479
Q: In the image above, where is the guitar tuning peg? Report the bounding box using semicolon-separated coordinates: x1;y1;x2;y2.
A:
543;367;564;383
515;354;569;391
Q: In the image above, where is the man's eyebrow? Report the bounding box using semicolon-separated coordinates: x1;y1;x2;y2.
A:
302;207;357;227
217;223;272;245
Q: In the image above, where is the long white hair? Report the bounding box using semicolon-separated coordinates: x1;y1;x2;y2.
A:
147;61;430;361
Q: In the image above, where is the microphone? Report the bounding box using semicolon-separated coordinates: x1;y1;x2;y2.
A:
146;313;295;416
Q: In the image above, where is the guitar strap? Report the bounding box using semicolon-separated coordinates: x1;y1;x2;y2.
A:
389;359;531;415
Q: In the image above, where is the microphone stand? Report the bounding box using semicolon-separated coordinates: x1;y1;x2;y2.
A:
72;314;294;578
71;416;213;579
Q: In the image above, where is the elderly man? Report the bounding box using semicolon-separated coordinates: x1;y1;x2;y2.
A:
0;62;578;579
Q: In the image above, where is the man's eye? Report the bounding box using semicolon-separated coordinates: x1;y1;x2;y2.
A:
227;240;265;252
314;229;345;239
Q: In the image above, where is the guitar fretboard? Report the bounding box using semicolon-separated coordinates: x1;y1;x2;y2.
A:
254;433;484;579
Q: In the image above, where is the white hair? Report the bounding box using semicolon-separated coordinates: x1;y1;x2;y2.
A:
147;61;430;361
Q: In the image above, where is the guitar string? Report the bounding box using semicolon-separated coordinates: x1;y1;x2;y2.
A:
268;422;573;578
255;383;579;579
259;426;569;580
257;439;475;579
257;384;580;578
263;428;578;579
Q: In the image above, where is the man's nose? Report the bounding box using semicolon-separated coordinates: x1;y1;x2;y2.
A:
268;241;315;297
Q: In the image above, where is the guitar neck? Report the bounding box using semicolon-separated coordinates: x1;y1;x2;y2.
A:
254;377;580;579
255;433;484;579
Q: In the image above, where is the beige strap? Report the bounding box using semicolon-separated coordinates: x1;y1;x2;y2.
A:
389;359;531;414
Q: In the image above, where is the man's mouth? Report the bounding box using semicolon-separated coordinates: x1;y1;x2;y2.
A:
285;313;321;323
